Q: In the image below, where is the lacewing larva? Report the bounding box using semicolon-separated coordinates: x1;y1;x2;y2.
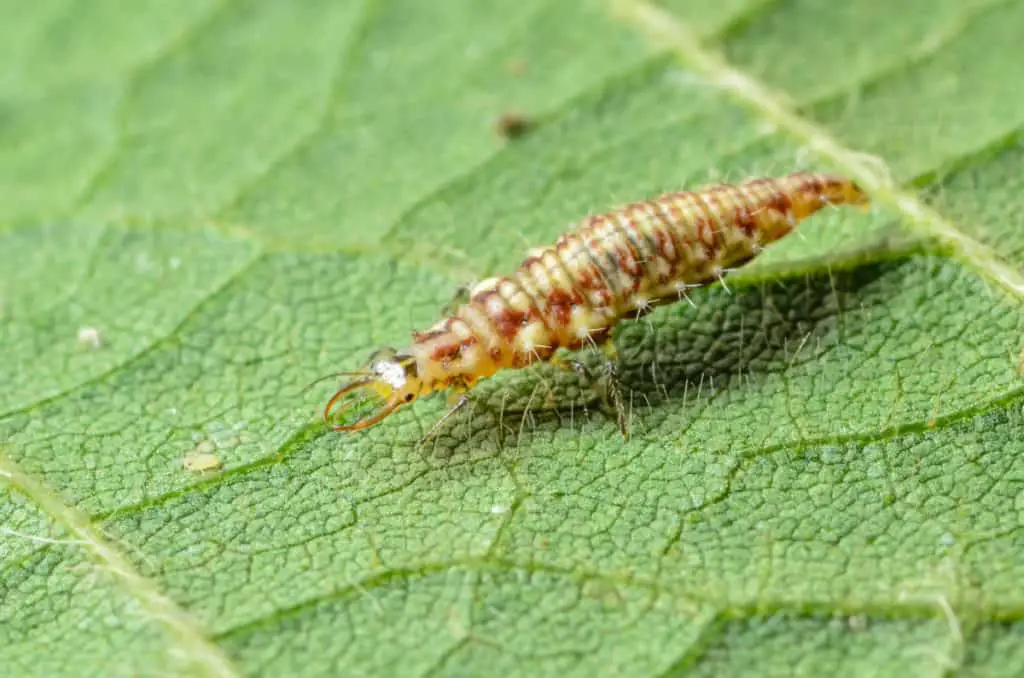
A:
322;171;869;438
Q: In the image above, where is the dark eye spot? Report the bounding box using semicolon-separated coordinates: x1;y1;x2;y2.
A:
404;394;414;402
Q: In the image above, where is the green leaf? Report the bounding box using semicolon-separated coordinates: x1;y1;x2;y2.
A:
3;0;1024;676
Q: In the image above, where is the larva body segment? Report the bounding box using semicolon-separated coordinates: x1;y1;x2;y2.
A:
324;172;868;433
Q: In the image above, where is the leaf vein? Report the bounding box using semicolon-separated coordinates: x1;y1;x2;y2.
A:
0;248;264;422
799;0;1020;108
611;0;1024;300
211;0;383;219
69;0;243;214
0;454;243;678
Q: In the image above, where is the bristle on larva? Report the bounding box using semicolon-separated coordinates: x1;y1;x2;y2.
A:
324;171;868;435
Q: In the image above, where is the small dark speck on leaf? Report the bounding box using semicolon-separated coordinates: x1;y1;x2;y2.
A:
496;112;533;140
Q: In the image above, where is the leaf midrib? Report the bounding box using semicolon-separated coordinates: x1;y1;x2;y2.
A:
612;0;1024;300
0;454;244;678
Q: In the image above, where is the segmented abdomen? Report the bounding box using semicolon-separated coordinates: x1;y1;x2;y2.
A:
412;172;867;382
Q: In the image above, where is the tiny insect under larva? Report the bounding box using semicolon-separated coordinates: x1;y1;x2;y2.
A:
321;171;869;439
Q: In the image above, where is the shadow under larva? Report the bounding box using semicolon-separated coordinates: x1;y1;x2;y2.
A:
611;262;892;407
441;261;890;443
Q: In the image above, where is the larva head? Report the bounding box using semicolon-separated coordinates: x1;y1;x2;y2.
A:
323;348;425;431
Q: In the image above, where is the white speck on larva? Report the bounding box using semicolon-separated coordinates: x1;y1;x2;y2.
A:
76;326;102;349
182;453;223;472
490;505;507;514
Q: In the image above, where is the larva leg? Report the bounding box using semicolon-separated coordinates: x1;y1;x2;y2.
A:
416;387;472;448
550;341;629;439
441;285;472;316
597;341;629;439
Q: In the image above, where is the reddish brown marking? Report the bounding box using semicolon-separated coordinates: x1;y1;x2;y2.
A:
659;205;687;259
745;177;774;191
734;206;756;238
573;267;595;289
800;173;824;192
637;200;664;252
430;341;462;363
520;255;543;272
415;313;464;344
581;237;621;292
469;289;493;305
657;198;689;262
492;307;529;341
503;277;553;335
701;190;729;251
613;243;641;280
766;190;793;218
620;203;652;283
429;336;480;364
696;217;714;249
574;272;613;306
412;329;443;343
650;227;670;260
573;260;615;302
623;201;648;224
543;288;576;328
472;291;527;342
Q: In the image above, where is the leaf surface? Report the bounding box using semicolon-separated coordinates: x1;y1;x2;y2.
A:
3;1;1024;676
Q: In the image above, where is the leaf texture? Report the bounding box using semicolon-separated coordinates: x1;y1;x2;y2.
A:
3;0;1024;676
